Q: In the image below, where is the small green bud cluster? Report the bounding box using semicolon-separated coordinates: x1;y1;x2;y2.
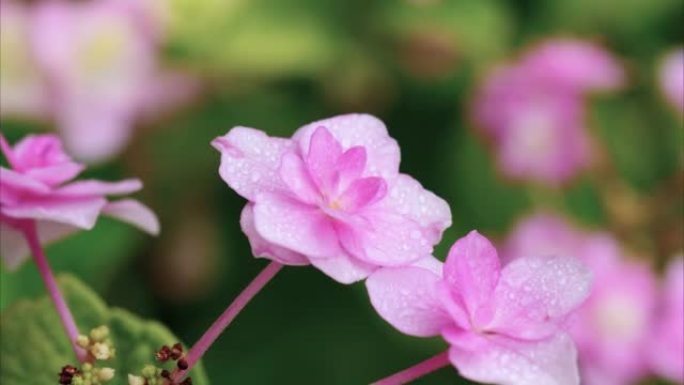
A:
127;343;193;385
77;325;116;360
58;326;116;385
70;364;115;385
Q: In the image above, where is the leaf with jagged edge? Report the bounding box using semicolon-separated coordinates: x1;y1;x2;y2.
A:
0;274;209;385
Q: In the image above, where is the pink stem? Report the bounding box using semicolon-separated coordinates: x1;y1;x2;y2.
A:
22;222;90;363
173;261;283;381
372;351;451;385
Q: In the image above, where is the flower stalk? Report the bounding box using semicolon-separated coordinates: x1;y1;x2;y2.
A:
172;261;283;381
21;221;90;363
372;351;450;385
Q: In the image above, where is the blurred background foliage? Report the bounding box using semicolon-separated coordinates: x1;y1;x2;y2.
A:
1;0;682;383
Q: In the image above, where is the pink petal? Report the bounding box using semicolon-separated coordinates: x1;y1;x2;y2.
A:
338;177;387;211
490;255;592;339
0;167;51;198
252;192;342;259
336;146;367;190
293;114;400;179
25;163;84;187
448;333;581;385
346;211;432;266
367;266;453;337
378;174;452;244
278;152;320;205
443;231;501;324
57;106;135;164
2;197;107;229
305;127;343;194
522;39;625;92
309;253;376;284
102;199;159;235
239;204;309;266
10;134;84;185
659;48;684;113
648;257;684;383
213;127;293;201
56;179;142;197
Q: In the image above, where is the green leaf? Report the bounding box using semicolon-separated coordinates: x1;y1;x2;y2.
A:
0;275;209;385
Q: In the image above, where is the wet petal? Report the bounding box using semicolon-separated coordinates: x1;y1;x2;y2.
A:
443;231;501;323
293;114;400;179
309;253;375;284
253;192;341;259
449;333;580;385
213;127;293;201
378;174;451;244
367;266;452;337
490;255;591;339
240;204;309;266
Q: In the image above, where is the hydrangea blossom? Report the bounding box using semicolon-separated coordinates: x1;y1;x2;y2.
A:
0;0;196;163
0;133;159;269
648;257;684;383
474;39;623;185
367;230;592;385
213;114;452;283
504;213;657;385
659;48;684;114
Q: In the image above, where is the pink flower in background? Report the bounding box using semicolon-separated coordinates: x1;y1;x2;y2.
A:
659;48;684;114
520;40;625;92
504;213;657;385
0;1;50;118
0;0;196;163
474;39;623;185
367;231;591;385
0;133;159;270
213;114;452;283
649;257;684;383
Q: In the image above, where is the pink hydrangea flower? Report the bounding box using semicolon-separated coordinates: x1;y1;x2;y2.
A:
504;213;657;385
0;0;196;163
213;114;452;284
474;39;623;185
648;257;684;383
0;133;159;270
659;48;684;114
367;230;592;385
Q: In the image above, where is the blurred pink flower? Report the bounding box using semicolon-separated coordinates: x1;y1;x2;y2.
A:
0;133;159;270
367;230;591;385
659;48;684;114
0;0;196;163
474;39;623;185
213;114;452;283
504;213;657;385
649;257;684;383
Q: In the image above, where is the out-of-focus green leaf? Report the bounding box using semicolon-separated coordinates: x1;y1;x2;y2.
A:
376;0;514;74
167;0;339;78
0;274;209;385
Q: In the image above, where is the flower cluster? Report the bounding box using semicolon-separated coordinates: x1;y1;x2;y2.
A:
0;133;159;270
367;230;592;385
213;114;452;283
504;213;683;385
58;326;116;385
473;39;624;184
214;114;595;385
0;0;195;163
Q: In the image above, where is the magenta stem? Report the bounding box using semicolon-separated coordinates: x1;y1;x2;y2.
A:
173;261;284;381
372;351;451;385
22;222;89;363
